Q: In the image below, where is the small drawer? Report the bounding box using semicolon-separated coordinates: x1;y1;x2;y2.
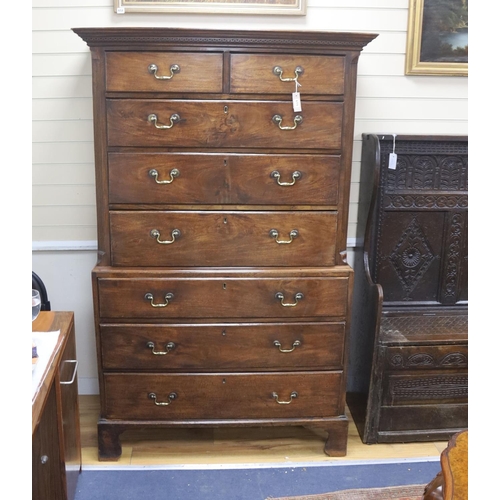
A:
230;54;345;95
100;322;345;371
108;153;341;206
102;372;343;420
106;99;343;149
96;276;349;319
105;52;223;92
109;210;338;267
384;345;468;371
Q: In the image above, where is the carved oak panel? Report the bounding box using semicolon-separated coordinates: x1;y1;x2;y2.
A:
373;138;468;306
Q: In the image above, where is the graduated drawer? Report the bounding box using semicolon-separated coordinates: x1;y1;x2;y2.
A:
105;52;223;92
108;153;341;206
96;276;349;319
106;100;342;149
109;210;338;267
230;54;345;95
384;345;468;371
102;372;342;419
100;322;345;371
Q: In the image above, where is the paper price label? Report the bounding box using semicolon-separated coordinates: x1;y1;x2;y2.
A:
388;153;398;170
292;92;302;112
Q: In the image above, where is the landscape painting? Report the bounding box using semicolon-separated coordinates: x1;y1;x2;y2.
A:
406;0;468;76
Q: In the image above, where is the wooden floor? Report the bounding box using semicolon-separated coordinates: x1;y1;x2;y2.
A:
79;395;447;466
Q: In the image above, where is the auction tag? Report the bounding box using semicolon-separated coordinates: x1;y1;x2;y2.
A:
388;152;398;170
388;134;397;169
292;92;302;112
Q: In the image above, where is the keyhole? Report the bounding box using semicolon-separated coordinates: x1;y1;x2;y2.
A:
223;283;227;290
223;218;227;224
224;105;228;114
222;378;226;384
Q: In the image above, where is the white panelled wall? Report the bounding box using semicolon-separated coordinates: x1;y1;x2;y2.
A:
32;0;468;394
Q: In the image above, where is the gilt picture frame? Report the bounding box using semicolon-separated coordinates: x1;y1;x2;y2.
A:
114;0;307;16
405;0;468;76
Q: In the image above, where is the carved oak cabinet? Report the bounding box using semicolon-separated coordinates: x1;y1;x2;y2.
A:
348;135;468;444
73;27;377;460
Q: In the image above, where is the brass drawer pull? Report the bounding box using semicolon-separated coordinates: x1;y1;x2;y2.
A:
148;63;180;80
149;168;180;184
272;114;302;130
148;392;177;406
146;341;176;355
273;65;304;83
272;391;298;404
275;292;304;307
148;113;181;129
144;292;174;307
150;229;181;245
273;340;301;353
271;170;302;186
269;229;298;244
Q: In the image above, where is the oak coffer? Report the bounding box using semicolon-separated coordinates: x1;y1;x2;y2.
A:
348;134;468;444
73;27;377;460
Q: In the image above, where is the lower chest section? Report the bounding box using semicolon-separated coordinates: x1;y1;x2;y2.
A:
94;268;352;421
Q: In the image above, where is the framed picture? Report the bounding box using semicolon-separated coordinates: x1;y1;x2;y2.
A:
405;0;468;76
114;0;307;16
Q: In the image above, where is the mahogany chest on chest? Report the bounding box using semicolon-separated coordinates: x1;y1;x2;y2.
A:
73;27;377;460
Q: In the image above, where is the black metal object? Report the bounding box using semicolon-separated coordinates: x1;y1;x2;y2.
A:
32;271;51;311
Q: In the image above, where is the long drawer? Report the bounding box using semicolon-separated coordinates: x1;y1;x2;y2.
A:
100;322;345;371
102;372;343;419
109;210;338;267
96;276;349;319
106;100;343;149
108;153;341;206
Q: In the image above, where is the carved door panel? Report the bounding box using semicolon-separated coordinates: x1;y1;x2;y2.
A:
375;212;445;303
